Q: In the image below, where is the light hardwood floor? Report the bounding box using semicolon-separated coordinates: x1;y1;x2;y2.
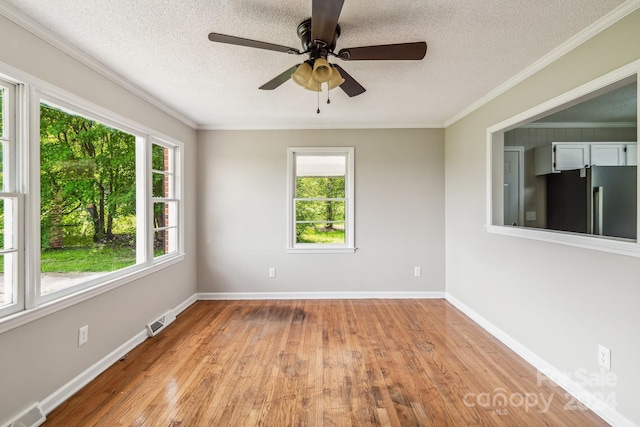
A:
44;300;608;426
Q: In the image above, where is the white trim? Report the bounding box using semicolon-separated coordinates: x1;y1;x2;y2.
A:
444;0;640;127
503;146;525;226
0;255;184;334
485;61;640;256
486;225;640;257
26;85;40;309
445;293;636;427
40;329;148;415
39;292;197;416
287;147;355;252
286;247;356;254
0;61;187;330
0;3;197;130
197;291;446;300
174;294;198;316
197;122;445;131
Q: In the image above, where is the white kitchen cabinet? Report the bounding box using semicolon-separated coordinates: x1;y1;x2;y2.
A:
555;143;590;170
626;143;637;166
535;142;638;175
590;144;626;166
535;143;589;175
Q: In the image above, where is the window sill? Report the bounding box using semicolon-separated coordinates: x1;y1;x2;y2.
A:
287;247;356;254
0;254;185;335
486;225;640;257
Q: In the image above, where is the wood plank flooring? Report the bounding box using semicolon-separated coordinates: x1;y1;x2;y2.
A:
44;300;608;426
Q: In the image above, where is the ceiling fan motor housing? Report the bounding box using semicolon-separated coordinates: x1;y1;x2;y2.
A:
297;18;340;60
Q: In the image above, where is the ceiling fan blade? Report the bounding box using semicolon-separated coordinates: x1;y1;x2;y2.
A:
334;65;365;97
338;42;427;61
208;33;300;55
311;0;345;45
259;65;300;90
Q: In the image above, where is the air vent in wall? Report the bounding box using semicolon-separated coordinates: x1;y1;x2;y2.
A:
146;310;176;337
7;402;45;427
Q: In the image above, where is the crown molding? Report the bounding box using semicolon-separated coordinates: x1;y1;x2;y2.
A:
443;0;640;128
0;2;198;130
197;291;446;300
197;122;445;131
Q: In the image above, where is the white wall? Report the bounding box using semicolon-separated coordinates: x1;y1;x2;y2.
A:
445;9;640;425
0;14;197;423
197;129;445;295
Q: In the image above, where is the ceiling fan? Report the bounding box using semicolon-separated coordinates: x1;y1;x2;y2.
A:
207;0;427;98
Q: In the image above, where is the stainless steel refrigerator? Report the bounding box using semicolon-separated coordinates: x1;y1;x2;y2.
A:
546;166;637;239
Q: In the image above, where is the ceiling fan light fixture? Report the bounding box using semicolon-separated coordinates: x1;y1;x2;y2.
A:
304;78;322;92
327;65;345;90
311;57;333;83
292;61;313;87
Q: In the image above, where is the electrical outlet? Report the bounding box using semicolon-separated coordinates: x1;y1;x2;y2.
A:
269;267;276;278
598;345;611;370
78;325;89;347
414;266;421;277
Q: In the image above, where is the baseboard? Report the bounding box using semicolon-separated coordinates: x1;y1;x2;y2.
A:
39;293;198;416
197;291;446;300
174;293;197;315
40;329;147;415
445;293;636;427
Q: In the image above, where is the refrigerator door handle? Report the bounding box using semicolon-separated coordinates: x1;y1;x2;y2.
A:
593;186;604;236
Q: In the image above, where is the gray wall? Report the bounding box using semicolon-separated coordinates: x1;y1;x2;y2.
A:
197;129;445;294
0;14;197;422
446;9;640;424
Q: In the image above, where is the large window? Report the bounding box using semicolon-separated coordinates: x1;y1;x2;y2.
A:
39;101;141;297
487;61;639;256
0;73;184;327
287;147;354;253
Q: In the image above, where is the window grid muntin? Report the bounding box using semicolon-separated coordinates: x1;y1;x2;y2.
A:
0;195;20;311
0;77;22;317
151;141;179;257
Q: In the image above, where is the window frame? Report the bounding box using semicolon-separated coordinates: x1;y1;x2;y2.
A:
0;67;184;332
287;146;355;254
151;138;182;260
486;60;640;257
35;95;150;304
0;78;25;318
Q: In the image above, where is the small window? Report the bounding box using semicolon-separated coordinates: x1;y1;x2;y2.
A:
287;147;354;253
152;141;180;257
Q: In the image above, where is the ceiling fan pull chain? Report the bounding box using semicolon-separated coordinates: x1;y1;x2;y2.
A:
327;85;331;104
317;90;320;114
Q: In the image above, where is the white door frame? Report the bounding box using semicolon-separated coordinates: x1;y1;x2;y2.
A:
504;146;525;226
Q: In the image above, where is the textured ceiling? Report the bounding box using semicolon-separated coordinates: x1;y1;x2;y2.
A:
1;0;631;129
535;80;637;124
